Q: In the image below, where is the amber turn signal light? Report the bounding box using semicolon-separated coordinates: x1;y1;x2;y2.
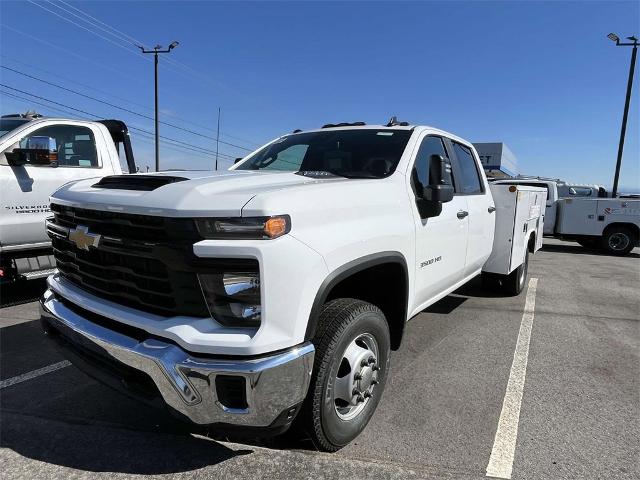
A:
264;216;289;238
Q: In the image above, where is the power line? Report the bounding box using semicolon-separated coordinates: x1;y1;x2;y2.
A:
27;0;150;63
17;3;263;149
0;23;144;85
131;127;236;160
1;65;253;151
1;89;236;163
0;84;238;159
0;54;260;147
56;0;144;46
0;54;155;114
51;0;223;87
38;0;258;137
31;0;215;84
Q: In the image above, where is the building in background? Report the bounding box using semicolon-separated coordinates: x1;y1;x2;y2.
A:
473;142;518;178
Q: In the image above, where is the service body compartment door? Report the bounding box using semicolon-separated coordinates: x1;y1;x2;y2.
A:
595;199;640;234
483;185;546;275
555;198;598;236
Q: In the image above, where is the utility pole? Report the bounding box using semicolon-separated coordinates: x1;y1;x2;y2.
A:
215;107;221;171
607;33;638;198
138;41;179;172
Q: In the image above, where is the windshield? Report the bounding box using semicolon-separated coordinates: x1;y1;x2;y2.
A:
235;129;413;178
0;119;30;138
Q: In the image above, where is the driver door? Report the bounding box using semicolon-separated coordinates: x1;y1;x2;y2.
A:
409;134;469;311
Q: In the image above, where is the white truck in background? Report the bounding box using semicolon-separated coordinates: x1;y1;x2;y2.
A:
492;177;639;255
0;113;136;284
40;121;545;451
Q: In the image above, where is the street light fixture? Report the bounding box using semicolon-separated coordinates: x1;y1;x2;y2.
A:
607;33;638;197
137;41;180;172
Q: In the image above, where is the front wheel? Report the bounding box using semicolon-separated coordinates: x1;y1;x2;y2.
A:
300;298;390;452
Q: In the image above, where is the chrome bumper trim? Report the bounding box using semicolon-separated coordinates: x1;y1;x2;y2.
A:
40;290;314;426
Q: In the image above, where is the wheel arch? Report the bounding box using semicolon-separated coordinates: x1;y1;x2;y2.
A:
603;222;639;241
305;252;409;350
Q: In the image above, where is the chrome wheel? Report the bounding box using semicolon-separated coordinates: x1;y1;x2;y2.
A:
333;333;380;420
608;232;630;251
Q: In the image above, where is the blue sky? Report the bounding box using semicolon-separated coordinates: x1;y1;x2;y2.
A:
1;0;638;190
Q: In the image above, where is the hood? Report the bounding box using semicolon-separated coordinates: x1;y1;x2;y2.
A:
50;170;346;217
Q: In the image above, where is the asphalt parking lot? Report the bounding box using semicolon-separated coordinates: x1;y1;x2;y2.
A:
1;238;638;480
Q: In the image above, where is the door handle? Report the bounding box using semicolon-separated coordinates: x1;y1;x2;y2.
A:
488;206;496;213
457;210;469;219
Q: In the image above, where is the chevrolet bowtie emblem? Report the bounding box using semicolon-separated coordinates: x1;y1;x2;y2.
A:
68;225;101;251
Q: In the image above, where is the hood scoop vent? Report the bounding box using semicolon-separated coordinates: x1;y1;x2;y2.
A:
92;175;188;191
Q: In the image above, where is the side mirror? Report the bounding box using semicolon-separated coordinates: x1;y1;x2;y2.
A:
6;136;58;167
423;154;454;203
234;157;243;164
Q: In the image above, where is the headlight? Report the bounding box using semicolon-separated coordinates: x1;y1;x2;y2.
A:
198;262;261;327
195;215;290;239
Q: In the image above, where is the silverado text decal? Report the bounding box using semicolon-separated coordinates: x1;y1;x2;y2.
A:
4;204;51;214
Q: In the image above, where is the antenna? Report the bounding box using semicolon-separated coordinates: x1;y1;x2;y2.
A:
215;107;221;171
386;116;410;127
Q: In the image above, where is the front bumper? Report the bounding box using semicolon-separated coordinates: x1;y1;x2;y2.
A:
40;290;315;428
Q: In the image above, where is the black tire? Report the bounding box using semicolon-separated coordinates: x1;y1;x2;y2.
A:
300;298;390;452
601;226;636;256
503;247;529;296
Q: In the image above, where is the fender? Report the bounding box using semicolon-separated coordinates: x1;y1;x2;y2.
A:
304;251;409;349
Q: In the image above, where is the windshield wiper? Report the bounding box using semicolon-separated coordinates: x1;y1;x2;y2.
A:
296;170;380;179
296;170;343;178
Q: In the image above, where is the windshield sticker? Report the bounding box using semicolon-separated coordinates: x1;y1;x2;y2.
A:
376;132;394;136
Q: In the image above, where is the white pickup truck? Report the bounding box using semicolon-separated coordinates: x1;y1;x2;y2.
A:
0;113;136;283
40;122;544;451
492;178;639;255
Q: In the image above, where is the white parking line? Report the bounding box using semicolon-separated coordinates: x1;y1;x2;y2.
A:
0;360;71;390
486;277;538;479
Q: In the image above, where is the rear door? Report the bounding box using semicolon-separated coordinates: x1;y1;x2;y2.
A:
0;122;116;249
448;141;494;277
409;134;469;309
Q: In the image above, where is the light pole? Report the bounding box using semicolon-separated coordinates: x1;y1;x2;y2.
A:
607;33;638;198
138;41;179;172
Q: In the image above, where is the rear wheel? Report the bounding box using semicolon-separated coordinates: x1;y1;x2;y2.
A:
300;298;390;452
503;247;529;296
601;227;636;256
